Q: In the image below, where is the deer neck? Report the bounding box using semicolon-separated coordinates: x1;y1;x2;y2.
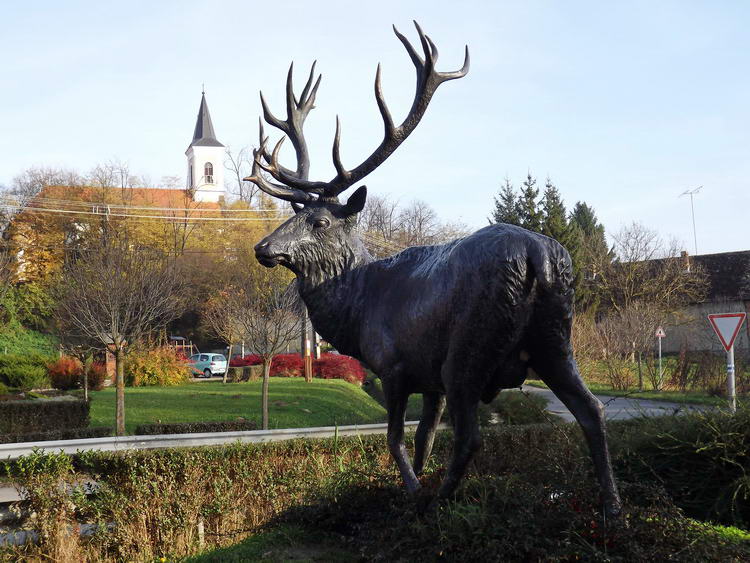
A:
294;234;372;356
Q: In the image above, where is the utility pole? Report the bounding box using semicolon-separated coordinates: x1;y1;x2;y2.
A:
679;186;702;255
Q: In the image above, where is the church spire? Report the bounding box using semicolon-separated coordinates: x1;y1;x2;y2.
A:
189;92;224;149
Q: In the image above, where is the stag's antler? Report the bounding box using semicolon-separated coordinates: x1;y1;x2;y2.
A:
248;21;469;203
243;62;322;202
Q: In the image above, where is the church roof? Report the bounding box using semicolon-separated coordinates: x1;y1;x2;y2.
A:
188;92;224;150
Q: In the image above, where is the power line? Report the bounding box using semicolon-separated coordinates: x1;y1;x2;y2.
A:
0;204;291;222
0;196;284;213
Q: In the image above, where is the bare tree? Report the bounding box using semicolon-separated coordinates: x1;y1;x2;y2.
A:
225;146;258;204
1;166;83;235
227;274;300;429
358;194;469;258
593;222;707;390
202;289;242;383
56;228;184;434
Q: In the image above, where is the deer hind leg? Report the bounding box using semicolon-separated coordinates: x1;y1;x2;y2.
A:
536;351;622;520
413;392;446;476
437;382;482;499
382;377;420;493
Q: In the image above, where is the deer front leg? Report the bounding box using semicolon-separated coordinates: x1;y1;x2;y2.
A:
437;388;481;499
413;392;446;476
382;378;420;493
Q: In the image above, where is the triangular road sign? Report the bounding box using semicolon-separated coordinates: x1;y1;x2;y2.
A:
708;313;747;352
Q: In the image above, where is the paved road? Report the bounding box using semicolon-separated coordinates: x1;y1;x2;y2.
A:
522;384;707;422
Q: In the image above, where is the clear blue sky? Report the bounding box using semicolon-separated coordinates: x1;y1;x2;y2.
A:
1;1;747;254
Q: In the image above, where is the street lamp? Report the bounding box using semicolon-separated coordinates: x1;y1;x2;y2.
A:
679;186;702;255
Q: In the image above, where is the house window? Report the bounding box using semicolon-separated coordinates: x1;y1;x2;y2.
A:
189;165;193;187
204;162;214;184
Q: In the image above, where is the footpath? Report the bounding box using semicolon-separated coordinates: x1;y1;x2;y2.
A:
522;384;708;422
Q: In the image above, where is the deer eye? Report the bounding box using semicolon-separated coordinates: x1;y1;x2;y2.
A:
313;218;330;229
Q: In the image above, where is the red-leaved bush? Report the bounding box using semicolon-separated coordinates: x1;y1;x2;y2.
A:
86;362;107;391
314;353;366;385
229;354;262;367
47;356;84;390
271;354;304;377
229;352;365;384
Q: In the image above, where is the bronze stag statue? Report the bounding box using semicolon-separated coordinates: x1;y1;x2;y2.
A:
246;22;621;519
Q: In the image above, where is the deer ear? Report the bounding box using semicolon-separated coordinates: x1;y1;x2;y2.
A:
290;201;304;214
343;186;367;216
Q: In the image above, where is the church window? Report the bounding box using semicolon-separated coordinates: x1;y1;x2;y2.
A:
204;162;214;184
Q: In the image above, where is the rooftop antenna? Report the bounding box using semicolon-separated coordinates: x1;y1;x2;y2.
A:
679;185;702;255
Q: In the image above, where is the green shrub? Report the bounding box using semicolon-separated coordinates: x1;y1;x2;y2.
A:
125;347;191;387
0;399;90;434
0;353;55;391
134;420;258;435
0;426;112;444
0;381;9;395
492;389;558;425
0;363;50;391
611;406;750;527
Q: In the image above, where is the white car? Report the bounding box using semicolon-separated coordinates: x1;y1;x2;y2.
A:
189;353;227;378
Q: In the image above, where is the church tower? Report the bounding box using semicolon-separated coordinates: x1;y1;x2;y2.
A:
186;92;225;203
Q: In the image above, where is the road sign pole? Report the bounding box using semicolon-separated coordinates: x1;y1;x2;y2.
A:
727;345;736;414
658;336;662;384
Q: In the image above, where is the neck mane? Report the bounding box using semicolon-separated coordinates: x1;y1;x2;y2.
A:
293;232;373;356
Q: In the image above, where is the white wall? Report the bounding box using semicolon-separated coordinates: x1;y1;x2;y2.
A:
186;145;225;203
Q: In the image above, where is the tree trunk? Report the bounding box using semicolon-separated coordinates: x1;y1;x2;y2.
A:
637;351;643;391
262;358;270;430
115;347;125;436
223;342;230;384
83;370;89;402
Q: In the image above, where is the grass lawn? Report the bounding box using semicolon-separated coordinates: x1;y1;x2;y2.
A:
525;379;736;406
187;524;353;562
88;379;387;434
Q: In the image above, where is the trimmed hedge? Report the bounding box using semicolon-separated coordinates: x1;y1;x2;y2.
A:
0;426;112;444
134;420;258;435
0;399;90;434
3;421;749;561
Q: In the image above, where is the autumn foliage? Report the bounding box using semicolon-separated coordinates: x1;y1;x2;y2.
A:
230;352;365;384
47;356;84;390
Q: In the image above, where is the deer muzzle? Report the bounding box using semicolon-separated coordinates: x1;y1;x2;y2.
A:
254;240;290;268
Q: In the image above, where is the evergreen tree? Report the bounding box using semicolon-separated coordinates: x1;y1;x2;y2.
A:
490;178;520;225
541;179;583;297
517;173;543;232
570;201;611;312
541;179;568;240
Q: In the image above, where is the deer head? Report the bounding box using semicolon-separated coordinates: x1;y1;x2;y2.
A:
247;22;469;284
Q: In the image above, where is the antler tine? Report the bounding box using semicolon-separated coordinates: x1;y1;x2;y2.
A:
332;116;349;179
393;24;423;70
244;136;315;203
259;91;287;134
298;61;321;111
374;64;395;135
285;63;296;123
259;22;469;201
